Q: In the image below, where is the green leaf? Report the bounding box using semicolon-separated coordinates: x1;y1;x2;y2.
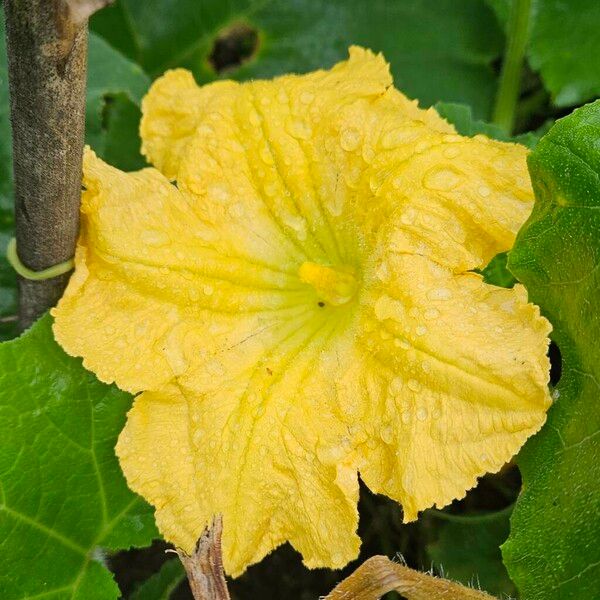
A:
487;0;600;108
503;101;600;599
130;559;186;600
435;101;539;148
528;0;600;107
86;32;150;166
0;314;158;599
426;507;516;597
0;14;17;339
92;0;505;119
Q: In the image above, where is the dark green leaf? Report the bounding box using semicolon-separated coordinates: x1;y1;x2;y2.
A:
0;314;158;599
101;94;147;172
92;0;505;119
435;101;539;148
503;101;600;599
427;507;516;597
0;13;17;338
529;0;600;107
130;558;186;600
86;33;150;163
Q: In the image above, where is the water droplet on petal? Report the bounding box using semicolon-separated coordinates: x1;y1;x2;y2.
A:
443;146;460;159
300;91;314;104
423;166;462;191
249;110;260;126
259;146;274;165
424;308;439;320
286;117;312;140
478;185;491;197
340;127;361;151
416;407;428;421
407;378;421;392
427;287;453;301
203;284;214;296
380;424;394;444
390;376;403;393
140;229;170;247
381;125;420;149
416;325;427;336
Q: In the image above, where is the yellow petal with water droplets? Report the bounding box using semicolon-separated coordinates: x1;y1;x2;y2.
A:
52;47;552;577
355;250;551;520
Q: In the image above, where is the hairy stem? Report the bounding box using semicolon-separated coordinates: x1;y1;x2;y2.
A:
2;0;108;329
492;0;532;134
177;516;231;600
325;556;496;600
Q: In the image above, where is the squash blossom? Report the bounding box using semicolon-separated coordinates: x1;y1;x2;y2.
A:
52;47;552;576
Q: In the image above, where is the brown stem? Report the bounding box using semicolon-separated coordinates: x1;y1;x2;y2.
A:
2;0;109;329
325;555;497;600
177;516;231;600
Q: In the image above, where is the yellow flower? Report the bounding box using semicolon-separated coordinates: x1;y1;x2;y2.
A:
52;47;552;576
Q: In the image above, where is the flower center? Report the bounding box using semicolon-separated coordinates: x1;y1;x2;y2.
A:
298;262;358;306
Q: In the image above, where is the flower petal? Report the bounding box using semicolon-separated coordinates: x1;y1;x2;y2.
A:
117;324;362;576
356;251;552;519
141;46;393;181
52;149;312;392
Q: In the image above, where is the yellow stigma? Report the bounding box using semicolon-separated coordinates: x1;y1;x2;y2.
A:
298;262;358;306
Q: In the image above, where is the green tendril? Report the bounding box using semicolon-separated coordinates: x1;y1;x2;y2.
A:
6;238;74;281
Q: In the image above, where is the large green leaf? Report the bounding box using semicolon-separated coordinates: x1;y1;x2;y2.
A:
528;0;600;107
0;315;158;599
503;101;600;599
92;0;504;119
426;507;516;597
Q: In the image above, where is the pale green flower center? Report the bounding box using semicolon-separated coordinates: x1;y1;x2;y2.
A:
298;262;358;306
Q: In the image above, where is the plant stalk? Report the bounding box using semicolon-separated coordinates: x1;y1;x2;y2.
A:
178;516;231;600
2;0;104;329
492;0;532;135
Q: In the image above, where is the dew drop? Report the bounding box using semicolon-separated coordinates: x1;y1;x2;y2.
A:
390;376;403;393
423;166;462;191
416;325;427;336
380;424;394;444
207;183;230;203
340;127;361;151
416;407;428;421
478;185;491;198
442;146;460;159
407;378;420;392
203;284;214;296
401;410;411;424
424;308;439;320
381;125;420;149
427;287;453;301
249;110;260;127
259;146;274;165
421;361;431;373
300;91;314;104
140;229;170;247
286;117;311;140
